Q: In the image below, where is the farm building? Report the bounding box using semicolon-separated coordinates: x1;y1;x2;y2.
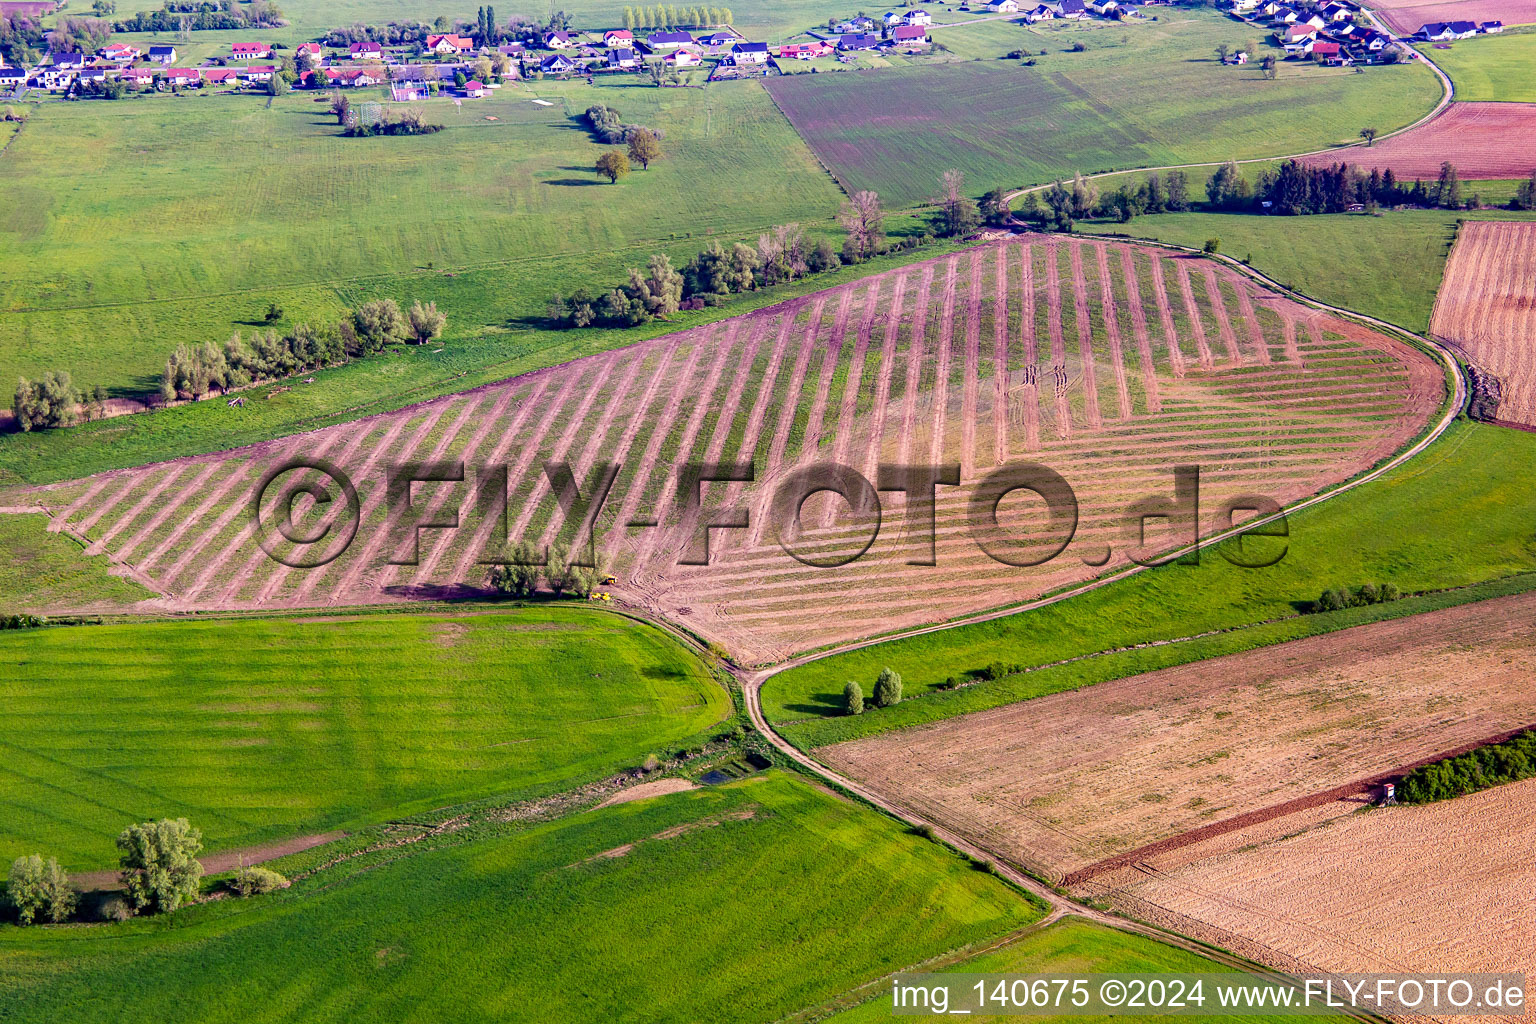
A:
1417;21;1478;39
779;41;833;59
349;41;384;60
648;30;695;47
147;45;177;65
230;42;271;60
837;33;883;50
1482;20;1503;31
730;41;769;64
430;33;477;54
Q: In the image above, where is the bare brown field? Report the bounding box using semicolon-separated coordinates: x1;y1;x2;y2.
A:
821;591;1536;881
8;238;1441;662
1083;777;1536;1006
1370;0;1536;33
1301;103;1536;180
1430;221;1536;426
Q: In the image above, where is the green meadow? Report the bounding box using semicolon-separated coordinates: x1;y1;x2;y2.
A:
1415;28;1536;102
764;421;1536;746
827;918;1331;1023
766;9;1442;206
0;80;840;386
0;773;1043;1024
0;608;729;869
0;514;153;611
1080;209;1536;332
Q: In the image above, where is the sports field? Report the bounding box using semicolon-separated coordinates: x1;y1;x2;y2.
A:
13;238;1441;664
0;773;1044;1024
0;80;842;389
765;11;1441;206
1417;28;1536;102
762;420;1536;745
0;608;728;869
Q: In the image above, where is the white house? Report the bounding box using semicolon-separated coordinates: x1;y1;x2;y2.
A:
986;0;1020;12
903;7;933;24
730;41;769;64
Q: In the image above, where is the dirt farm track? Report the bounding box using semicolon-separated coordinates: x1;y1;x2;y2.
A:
1300;103;1536;181
6;238;1442;663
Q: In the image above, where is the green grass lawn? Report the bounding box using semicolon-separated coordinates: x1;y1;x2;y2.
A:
0;514;153;612
765;9;1441;207
1415;28;1536;102
826;917;1330;1022
0;607;730;870
0;772;1044;1024
763;421;1536;746
1078;209;1536;333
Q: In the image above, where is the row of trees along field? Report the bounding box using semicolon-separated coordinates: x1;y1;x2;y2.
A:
552;172;1001;330
621;4;733;29
160;298;445;402
11;299;444;430
4;817;283;927
1398;730;1536;804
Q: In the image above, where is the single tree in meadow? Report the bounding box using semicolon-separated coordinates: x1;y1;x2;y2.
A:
117;818;203;915
596;149;630;183
936;169;980;237
872;667;903;708
1215;42;1229;63
1359;126;1378;147
330;91;350;124
407;300;446;343
6;855;77;925
627;127;661;169
838;189;884;260
843;680;864;716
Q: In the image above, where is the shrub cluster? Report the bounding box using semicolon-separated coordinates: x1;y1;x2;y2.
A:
1313;581;1401;613
4;855;77;925
548;227;849;329
115;1;285;32
1398;731;1536;804
13;372;109;432
843;666;902;715
486;540;606;598
582;104;661;146
0;614;47;629
231;864;288;897
343;108;443;138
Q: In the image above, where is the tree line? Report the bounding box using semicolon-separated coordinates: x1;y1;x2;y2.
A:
159;298;445;402
622;5;733;30
114;1;285;32
1397;730;1536;804
547;224;845;328
1018;170;1194;231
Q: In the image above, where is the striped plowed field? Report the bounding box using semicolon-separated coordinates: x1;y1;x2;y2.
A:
1430;220;1536;427
13;238;1441;663
1299;102;1536;181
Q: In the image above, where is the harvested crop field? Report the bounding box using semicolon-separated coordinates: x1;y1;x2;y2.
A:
1082;777;1536;995
1430;221;1536;427
1300;102;1536;180
7;238;1441;663
1369;0;1536;34
820;591;1536;882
